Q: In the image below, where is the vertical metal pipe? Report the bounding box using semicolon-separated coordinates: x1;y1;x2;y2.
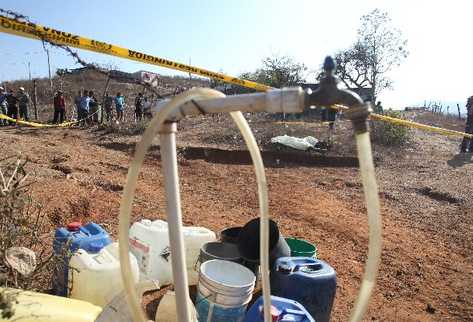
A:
159;122;191;322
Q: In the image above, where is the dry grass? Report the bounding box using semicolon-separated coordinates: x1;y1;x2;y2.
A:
0;157;55;291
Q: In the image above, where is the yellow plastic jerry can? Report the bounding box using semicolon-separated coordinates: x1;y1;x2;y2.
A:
0;288;102;322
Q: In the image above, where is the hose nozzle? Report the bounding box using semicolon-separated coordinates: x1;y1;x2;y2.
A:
344;104;372;134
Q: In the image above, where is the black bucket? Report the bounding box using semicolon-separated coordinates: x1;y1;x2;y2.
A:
199;241;242;264
220;227;242;244
237;218;290;269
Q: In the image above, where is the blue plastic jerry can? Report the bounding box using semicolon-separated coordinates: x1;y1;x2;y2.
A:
270;257;336;322
53;222;112;296
243;295;315;322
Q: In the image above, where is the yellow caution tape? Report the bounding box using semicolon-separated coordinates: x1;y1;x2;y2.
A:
0;15;471;140
332;104;473;139
370;112;473;139
0;15;272;92
0;109;99;127
274;121;333;126
0;113;75;127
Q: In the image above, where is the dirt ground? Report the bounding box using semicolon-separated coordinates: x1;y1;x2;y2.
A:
0;110;472;321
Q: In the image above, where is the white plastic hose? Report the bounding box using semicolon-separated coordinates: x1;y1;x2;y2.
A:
349;132;383;322
229;112;271;322
118;88;271;322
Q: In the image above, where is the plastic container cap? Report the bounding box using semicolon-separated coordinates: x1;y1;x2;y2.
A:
277;264;293;274
88;242;103;254
141;219;152;226
67;222;82;232
260;305;281;322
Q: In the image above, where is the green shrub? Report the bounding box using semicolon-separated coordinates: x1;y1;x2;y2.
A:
372;110;411;146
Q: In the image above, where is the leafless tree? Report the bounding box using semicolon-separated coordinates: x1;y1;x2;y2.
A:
241;55;307;88
333;9;408;101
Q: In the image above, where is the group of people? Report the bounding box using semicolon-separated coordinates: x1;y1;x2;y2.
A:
103;91;151;123
101;92;126;123
93;91;151;124
0;86;153;126
0;86;30;125
73;90;101;125
74;91;152;125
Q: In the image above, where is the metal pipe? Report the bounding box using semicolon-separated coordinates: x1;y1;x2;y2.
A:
151;87;306;121
159;122;192;322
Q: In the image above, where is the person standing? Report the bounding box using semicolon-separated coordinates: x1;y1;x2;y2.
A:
114;92;125;123
103;92;113;122
460;96;473;153
17;87;30;121
74;90;82;121
6;89;18;123
375;101;384;114
0;87;8;126
78;90;90;126
321;106;337;130
134;93;144;122
53;90;66;124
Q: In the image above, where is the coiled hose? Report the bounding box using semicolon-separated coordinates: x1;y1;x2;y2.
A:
118;88;272;322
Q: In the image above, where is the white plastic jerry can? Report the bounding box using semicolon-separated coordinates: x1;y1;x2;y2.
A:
68;242;140;307
182;225;218;285
129;219;216;286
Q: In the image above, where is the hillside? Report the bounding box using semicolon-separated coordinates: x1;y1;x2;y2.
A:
0;108;471;321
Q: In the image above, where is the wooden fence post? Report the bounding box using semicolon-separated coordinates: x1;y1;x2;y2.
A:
33;79;38;120
457;104;461;120
100;76;111;123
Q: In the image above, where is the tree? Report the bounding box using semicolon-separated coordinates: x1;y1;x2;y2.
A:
334;9;408;101
241;55;307;88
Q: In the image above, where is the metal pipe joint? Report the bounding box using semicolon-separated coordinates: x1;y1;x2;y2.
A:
306;56;371;134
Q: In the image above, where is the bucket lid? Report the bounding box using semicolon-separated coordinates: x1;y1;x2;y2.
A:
237;218;280;261
220;227;242;237
67;222;82;231
199;259;255;289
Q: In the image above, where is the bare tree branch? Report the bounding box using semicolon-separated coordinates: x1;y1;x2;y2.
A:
331;9;408;100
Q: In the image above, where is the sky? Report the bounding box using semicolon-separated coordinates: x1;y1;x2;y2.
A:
0;0;471;110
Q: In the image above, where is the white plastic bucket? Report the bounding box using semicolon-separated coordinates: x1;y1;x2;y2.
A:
196;259;255;322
